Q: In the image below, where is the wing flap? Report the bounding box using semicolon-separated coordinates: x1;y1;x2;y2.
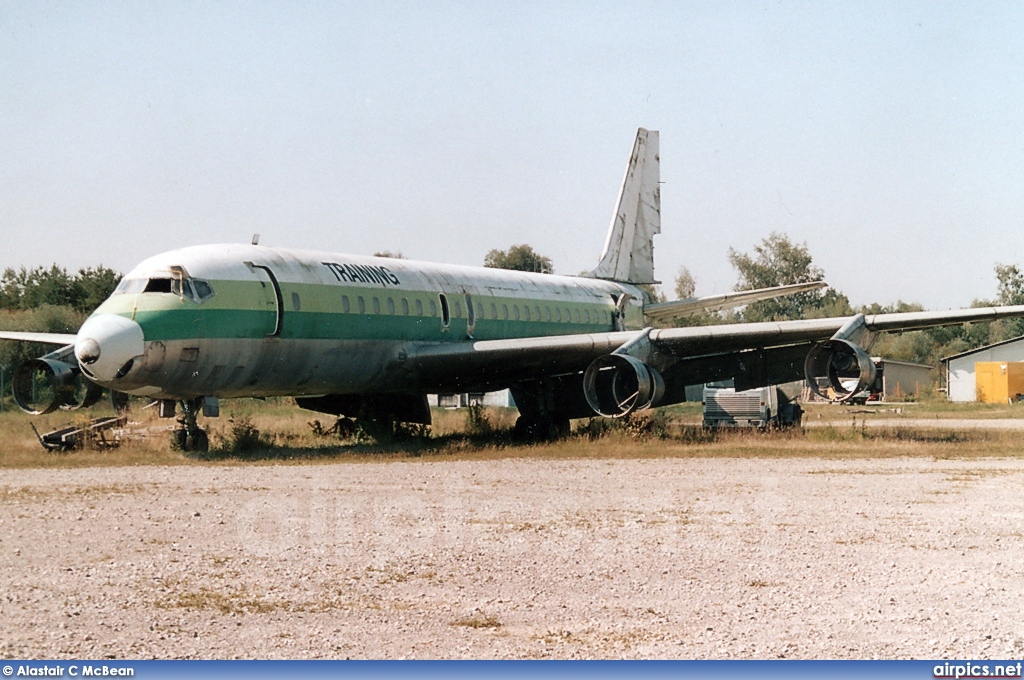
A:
644;281;828;322
393;304;1024;395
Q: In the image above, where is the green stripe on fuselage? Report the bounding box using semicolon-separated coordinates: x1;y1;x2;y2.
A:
93;279;620;343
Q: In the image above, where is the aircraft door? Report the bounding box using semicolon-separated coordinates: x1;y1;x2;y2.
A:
246;263;283;337
465;293;475;338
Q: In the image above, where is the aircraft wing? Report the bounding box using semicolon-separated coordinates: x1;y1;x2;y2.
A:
0;331;79;345
397;304;1024;393
643;281;828;322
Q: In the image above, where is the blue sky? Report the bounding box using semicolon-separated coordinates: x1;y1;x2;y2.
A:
2;1;1023;308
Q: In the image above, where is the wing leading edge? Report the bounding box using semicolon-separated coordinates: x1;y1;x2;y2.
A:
0;331;79;345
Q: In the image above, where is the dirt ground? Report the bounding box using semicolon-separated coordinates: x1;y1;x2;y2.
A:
3;455;1024;659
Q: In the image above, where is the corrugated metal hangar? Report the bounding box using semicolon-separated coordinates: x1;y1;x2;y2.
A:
943;336;1024;402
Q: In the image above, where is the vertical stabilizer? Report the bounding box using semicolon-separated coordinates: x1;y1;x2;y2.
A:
587;128;660;284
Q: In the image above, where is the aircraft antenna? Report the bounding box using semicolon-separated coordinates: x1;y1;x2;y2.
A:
252;234;260;246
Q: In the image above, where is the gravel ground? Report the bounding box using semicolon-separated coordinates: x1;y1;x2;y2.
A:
2;456;1024;659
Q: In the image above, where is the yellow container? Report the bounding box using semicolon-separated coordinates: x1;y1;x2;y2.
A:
975;362;1024;403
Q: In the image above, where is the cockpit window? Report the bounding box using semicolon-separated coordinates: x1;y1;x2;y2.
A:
114;278;147;295
192;279;214;302
114;275;214;303
144;278;174;294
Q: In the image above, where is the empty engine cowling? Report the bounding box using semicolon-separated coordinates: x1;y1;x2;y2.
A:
583;354;665;418
804;339;877;402
12;358;104;415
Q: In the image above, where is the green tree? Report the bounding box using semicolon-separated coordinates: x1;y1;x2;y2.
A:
993;264;1024;340
674;266;695;299
728;232;830;321
484;244;553;274
76;266;121;312
995;264;1024;305
0;265;120;313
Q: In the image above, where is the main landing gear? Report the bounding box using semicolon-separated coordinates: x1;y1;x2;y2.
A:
168;398;209;452
512;414;570;441
510;378;575;442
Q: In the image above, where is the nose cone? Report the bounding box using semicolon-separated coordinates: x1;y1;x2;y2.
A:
75;314;145;383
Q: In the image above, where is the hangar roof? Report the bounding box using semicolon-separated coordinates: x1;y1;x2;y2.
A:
941;335;1024;364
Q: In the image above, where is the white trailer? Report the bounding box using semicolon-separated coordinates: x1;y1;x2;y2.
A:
702;382;803;429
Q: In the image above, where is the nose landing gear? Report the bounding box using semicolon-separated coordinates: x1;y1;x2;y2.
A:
172;398;209;452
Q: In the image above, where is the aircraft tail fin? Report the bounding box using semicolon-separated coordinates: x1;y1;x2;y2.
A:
586;128;661;285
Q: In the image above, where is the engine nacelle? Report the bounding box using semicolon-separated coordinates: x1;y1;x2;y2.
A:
12;358;104;415
804;338;877;402
583;354;665;418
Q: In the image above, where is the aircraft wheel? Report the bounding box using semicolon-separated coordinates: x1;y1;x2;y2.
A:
172;429;189;451
548;417;570;440
110;391;130;414
187;430;209;452
512;416;538;441
514;416;569;442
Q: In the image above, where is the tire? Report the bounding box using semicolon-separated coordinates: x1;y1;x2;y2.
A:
191;430;209;452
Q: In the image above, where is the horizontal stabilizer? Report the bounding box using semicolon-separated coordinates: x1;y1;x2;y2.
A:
0;331;79;345
644;281;829;323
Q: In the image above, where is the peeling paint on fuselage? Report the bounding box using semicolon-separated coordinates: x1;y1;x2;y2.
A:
92;244;646;400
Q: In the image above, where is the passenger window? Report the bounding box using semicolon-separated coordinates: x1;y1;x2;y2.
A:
373;297;381;314
584;309;591;324
575;309;581;323
401;298;410;315
490;303;498;319
292;292;301;312
342;295;350;313
358;296;366;314
564;308;570;322
415;299;424;316
554;308;561;322
430;299;437;317
534;305;540;321
502;304;509;320
545;307;551;321
523;306;530;321
387;298;395;315
513;305;520;321
476;302;484;319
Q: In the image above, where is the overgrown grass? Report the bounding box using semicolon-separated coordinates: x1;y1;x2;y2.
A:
2;398;1024;469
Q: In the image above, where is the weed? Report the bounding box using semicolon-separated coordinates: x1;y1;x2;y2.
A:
307;418;357;439
574;411;672;440
451;613;502;629
465;403;492;435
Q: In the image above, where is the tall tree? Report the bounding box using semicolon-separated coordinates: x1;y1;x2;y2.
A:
993;263;1024;339
484;244;553;274
674;266;696;299
728;232;829;321
76;266;122;312
0;265;121;313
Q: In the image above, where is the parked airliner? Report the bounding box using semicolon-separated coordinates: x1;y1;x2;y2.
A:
3;129;1023;449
